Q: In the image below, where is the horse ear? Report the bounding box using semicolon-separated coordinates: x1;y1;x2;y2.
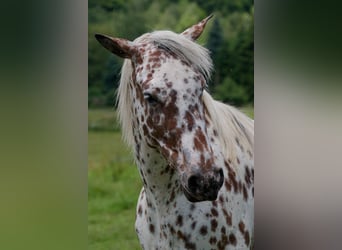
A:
95;34;136;59
180;14;213;41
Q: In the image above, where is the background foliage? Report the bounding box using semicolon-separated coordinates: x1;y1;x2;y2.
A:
89;0;254;107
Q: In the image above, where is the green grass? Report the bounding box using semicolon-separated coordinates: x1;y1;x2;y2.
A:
88;106;253;249
88;108;121;132
88;131;141;250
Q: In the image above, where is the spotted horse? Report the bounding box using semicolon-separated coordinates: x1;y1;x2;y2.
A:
95;15;254;250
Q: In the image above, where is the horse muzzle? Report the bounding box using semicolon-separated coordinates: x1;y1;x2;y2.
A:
182;167;224;202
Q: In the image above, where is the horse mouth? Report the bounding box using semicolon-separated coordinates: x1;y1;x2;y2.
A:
182;185;219;203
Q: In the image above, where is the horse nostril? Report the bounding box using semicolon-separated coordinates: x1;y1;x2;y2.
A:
217;168;224;187
187;174;202;193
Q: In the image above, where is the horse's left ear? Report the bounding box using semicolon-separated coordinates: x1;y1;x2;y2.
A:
95;34;137;59
181;14;213;41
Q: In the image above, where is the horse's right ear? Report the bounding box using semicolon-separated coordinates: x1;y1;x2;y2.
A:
95;34;136;59
181;14;213;41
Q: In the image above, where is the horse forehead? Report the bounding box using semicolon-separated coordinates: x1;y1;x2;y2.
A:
139;54;200;91
138;43;187;71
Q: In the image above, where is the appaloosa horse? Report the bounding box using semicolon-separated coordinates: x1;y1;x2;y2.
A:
95;15;254;250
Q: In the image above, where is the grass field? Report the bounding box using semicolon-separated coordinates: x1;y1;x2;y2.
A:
88;125;141;249
88;106;253;250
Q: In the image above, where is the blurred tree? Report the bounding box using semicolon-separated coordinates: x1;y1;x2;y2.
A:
193;0;252;15
89;0;126;12
88;0;254;107
103;56;122;106
206;18;224;87
213;76;248;106
175;1;206;33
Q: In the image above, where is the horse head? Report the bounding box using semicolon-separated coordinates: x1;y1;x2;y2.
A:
95;15;224;202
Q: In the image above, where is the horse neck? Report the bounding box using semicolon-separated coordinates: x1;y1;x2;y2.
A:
133;135;181;208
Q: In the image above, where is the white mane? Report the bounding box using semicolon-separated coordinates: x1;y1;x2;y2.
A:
202;91;254;160
117;30;253;160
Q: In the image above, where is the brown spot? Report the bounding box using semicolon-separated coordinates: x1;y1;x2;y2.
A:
169;225;176;235
176;229;196;250
149;224;155;234
191;221;196;230
184;111;194;131
209;236;217;245
211;208;218;217
239;221;245;233
184;78;188;84
138;205;142;216
243;184;248;201
194;136;204;152
224;179;232;191
244;231;250;246
170;189;176;202
213;129;218;136
177;230;185;240
211;219;218;232
195;128;207;149
229;172;238;193
151;63;161;68
217;234;229;250
245;166;252;187
224;160;233;171
218;195;224;204
229;233;237;246
149;50;162;57
176;215;183;227
142;124;149;136
199;225;208;236
185;242;196;250
222;209;232;226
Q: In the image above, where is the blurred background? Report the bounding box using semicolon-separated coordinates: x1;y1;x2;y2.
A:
88;0;254;249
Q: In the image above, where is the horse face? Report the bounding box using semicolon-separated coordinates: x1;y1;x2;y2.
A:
133;49;223;202
95;15;224;202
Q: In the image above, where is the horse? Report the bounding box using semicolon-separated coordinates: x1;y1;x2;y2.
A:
95;15;254;250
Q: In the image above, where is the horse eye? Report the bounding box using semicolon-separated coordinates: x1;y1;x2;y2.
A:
143;93;159;105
